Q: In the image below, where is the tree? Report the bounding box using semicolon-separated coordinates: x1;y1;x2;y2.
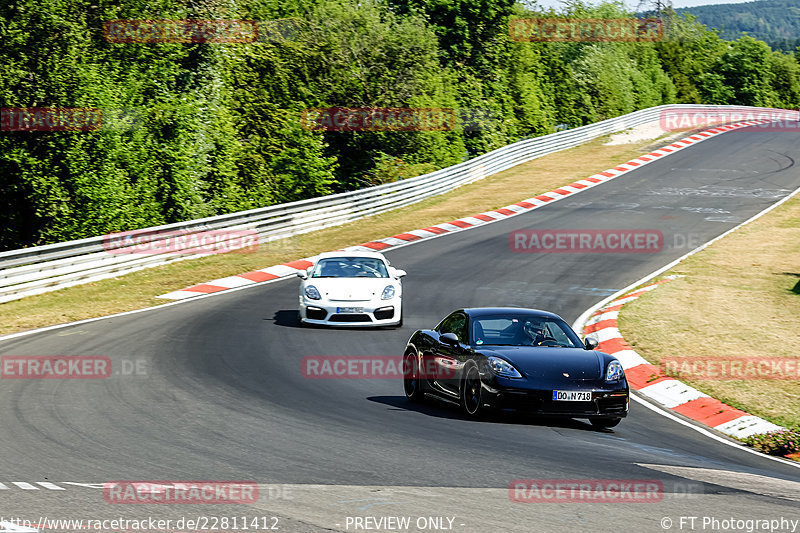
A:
712;36;778;106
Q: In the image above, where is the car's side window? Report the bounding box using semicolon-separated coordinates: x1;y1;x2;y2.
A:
438;313;467;343
456;316;468;343
436;315;455;335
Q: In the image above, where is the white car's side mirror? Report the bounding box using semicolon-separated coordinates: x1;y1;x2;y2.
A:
298;266;313;280
393;268;407;278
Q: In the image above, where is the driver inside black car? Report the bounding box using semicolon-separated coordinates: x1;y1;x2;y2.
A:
520;320;550;346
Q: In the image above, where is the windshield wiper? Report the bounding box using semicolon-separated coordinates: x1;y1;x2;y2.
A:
479;343;518;346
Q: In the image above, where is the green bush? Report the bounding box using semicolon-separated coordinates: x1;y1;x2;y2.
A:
743;427;800;456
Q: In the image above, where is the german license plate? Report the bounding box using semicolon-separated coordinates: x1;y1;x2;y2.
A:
336;307;363;313
553;390;592;401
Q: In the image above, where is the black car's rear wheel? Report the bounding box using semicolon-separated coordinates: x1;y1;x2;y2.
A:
461;363;487;417
403;352;423;402
590;416;621;429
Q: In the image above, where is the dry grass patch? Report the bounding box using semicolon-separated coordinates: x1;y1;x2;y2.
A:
0;130;683;336
619;195;800;428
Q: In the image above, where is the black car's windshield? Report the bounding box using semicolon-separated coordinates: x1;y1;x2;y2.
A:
471;315;583;348
311;257;389;278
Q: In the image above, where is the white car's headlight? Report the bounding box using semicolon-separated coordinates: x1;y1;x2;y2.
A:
605;360;624;382
305;285;321;300
381;285;396;300
487;356;522;379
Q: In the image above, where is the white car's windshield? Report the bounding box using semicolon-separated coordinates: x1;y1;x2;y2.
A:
312;257;389;278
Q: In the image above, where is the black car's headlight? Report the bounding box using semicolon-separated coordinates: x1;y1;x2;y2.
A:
381;285;395;300
487;356;523;379
304;285;321;300
605;360;624;382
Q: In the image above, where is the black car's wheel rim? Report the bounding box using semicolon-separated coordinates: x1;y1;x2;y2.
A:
403;354;417;397
463;367;481;415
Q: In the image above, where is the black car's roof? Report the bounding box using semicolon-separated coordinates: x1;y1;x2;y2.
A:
461;307;563;320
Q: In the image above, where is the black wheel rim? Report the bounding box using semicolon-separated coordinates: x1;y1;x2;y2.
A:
403;354;417;397
464;367;481;414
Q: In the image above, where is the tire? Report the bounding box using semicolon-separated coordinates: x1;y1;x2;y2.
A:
461;363;487;418
590;417;621;429
403;352;424;403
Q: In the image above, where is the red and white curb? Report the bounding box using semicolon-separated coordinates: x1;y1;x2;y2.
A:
157;119;775;300
583;276;784;439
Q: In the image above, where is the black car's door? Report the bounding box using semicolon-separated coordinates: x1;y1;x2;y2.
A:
425;311;470;398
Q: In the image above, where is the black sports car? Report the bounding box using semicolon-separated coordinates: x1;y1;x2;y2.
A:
403;307;629;428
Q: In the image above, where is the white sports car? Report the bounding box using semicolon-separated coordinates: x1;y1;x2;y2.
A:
297;251;406;327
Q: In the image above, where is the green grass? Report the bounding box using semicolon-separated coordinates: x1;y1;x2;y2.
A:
618;194;800;428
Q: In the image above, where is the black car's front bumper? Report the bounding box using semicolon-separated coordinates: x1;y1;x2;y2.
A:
483;381;629;418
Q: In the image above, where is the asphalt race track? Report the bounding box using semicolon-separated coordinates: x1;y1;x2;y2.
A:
1;127;799;533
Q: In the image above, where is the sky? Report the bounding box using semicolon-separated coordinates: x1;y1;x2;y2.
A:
531;0;759;9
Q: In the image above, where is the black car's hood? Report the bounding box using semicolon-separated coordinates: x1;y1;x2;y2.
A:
480;346;603;381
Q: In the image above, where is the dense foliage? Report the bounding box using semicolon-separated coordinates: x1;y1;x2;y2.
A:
1;0;799;250
675;0;800;52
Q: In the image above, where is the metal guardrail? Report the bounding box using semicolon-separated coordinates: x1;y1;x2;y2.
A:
1;104;795;303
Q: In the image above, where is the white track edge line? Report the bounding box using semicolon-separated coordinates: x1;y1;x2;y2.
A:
630;394;800;469
569;184;800;468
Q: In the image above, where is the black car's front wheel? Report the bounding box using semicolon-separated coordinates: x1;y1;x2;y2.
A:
590;416;621;429
461;363;488;418
403;352;424;402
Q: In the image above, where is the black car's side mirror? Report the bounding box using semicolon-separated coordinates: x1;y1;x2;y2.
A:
584;337;599;350
440;332;459;345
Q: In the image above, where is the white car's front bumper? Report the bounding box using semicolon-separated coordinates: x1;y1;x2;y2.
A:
299;297;402;326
